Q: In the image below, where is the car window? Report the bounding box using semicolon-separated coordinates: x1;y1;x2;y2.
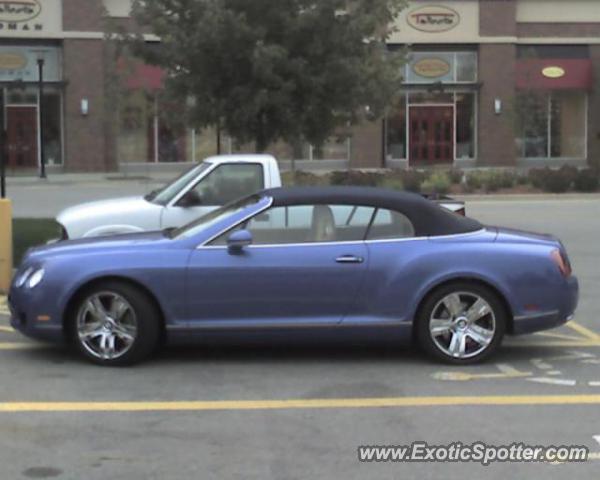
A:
210;204;375;245
190;164;264;206
366;209;415;240
172;194;263;239
150;162;212;205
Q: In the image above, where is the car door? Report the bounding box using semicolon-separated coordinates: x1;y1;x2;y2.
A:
349;208;420;325
185;204;373;328
160;163;265;229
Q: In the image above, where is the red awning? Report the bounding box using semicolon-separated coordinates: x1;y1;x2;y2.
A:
118;58;165;91
125;63;165;91
516;59;593;90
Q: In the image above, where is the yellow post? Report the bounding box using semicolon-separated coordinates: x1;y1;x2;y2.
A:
0;198;13;294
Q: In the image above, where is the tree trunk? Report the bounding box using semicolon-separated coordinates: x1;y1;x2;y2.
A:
255;112;268;153
216;123;221;155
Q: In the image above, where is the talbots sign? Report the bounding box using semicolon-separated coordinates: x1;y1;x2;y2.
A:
542;66;566;79
413;58;451;78
0;0;41;23
407;5;460;33
0;52;27;70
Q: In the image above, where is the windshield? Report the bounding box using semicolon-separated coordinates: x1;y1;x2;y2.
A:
147;162;213;206
172;194;264;239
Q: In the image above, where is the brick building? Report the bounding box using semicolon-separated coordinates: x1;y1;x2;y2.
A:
0;0;599;173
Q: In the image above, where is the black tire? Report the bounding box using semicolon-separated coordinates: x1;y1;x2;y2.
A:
67;281;161;366
415;282;507;365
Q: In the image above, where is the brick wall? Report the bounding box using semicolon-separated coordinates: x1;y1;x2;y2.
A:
517;23;600;38
480;0;516;37
478;44;518;166
62;39;109;171
62;0;105;32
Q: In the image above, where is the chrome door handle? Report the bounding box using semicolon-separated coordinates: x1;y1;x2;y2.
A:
335;255;364;264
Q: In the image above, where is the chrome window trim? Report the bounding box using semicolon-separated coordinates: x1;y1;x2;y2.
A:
198;197;274;248
198;225;487;250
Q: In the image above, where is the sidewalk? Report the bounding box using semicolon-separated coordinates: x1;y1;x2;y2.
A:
6;172;173;187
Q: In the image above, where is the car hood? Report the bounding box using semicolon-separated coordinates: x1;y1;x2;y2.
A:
57;196;159;226
25;231;171;262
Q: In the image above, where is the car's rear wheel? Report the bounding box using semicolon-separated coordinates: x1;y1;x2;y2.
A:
68;282;160;366
416;283;506;365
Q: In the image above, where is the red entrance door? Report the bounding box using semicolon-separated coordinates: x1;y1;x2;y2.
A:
409;106;454;165
6;106;38;169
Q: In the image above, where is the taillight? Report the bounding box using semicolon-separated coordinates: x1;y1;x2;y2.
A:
551;249;572;277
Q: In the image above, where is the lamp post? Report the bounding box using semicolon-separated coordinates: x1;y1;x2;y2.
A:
37;52;46;179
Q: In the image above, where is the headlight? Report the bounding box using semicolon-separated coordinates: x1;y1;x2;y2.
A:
27;269;45;289
15;267;33;288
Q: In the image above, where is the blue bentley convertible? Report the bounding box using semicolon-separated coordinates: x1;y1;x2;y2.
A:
9;187;578;366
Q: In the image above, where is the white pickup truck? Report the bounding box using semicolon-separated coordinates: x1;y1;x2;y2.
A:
57;154;465;239
58;155;282;239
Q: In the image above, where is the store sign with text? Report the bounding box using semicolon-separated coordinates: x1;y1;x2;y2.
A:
0;0;61;36
407;5;460;33
542;66;566;79
413;58;451;78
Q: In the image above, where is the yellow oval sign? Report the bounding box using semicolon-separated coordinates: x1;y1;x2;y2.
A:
0;0;41;23
0;53;27;71
407;5;460;33
542;66;566;79
413;58;451;78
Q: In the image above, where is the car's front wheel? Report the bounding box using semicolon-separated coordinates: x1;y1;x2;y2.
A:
68;282;160;366
416;283;506;364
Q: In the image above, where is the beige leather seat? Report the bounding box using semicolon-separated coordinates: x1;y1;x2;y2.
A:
310;205;336;242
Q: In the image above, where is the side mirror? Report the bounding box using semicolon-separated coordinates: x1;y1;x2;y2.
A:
178;190;202;208
227;229;253;254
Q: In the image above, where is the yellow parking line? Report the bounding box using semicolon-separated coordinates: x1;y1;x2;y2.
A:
505;340;600;348
3;395;600;413
534;331;588;342
0;342;38;350
0;326;14;333
565;321;600;342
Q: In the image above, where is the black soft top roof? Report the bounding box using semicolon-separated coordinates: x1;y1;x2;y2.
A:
261;186;482;237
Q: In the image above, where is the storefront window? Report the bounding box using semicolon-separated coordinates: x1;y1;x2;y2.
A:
405;51;478;84
550;91;586;158
117;90;217;164
42;92;63;166
456;52;477;83
118;90;152;164
456;92;475;159
386;94;407;160
231;137;349;162
516;91;586;159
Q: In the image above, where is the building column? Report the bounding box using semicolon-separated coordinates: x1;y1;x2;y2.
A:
63;39;110;172
588;45;600;169
478;44;518;167
349;120;384;169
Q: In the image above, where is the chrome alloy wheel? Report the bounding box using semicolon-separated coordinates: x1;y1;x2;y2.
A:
76;292;138;360
429;292;496;360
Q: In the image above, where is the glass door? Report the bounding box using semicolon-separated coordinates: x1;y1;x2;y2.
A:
409;105;454;165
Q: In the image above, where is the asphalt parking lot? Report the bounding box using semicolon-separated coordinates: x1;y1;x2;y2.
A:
1;196;600;479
